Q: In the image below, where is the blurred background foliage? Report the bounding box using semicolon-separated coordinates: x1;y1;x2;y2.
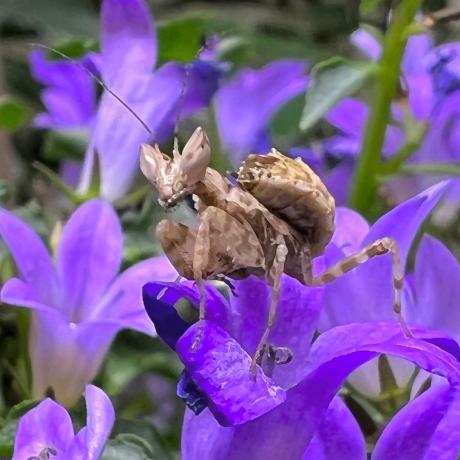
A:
0;0;458;458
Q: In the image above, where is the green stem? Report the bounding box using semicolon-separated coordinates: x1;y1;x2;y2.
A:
398;163;460;176
349;0;421;215
33;161;98;205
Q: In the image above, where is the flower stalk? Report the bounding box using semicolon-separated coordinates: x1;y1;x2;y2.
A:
349;0;421;216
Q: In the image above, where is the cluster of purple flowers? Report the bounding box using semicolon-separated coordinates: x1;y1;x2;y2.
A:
143;181;460;459
300;28;460;207
1;0;460;458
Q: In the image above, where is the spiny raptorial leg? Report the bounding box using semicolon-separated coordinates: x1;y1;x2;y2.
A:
304;237;411;337
251;241;288;375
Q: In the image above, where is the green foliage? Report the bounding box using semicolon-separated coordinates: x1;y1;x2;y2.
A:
0;95;28;131
0;400;38;457
158;16;207;64
300;57;376;132
102;434;158;460
360;0;383;15
41;129;88;161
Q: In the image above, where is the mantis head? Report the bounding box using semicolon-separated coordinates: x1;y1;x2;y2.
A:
140;126;211;208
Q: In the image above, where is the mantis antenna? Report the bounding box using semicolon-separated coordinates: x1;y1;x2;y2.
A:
28;42;154;137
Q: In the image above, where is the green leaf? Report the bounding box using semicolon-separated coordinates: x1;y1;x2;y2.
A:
0;418;16;458
110;419;174;460
45;38;98;60
0;95;28;131
360;0;383;15
0;399;39;457
158;17;206;64
42;129;88;161
300;57;376;132
101;434;156;460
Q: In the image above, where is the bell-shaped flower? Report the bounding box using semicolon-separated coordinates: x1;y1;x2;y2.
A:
215;60;309;164
12;385;114;460
304;28;460;205
30;50;97;130
372;379;460;460
146;282;460;459
31;0;221;201
143;273;324;426
144;180;460;459
319;181;452;397
0;199;177;407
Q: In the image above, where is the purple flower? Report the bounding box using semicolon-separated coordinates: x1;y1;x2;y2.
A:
373;380;460;460
143;180;460;458
321;180;451;329
316;180;460;460
31;0;221;202
319;181;452;398
304;29;460;205
179;321;460;460
12;385;114;460
143;274;324;425
79;0;221;201
30;50;96;129
215;60;309;164
0;199;177;406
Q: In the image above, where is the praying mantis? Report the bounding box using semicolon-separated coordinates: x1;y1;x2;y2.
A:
140;126;410;372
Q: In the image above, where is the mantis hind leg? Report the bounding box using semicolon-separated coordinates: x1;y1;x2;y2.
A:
309;237;410;337
250;240;288;375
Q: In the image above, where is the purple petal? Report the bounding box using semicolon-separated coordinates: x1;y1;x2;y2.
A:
216;60;308;163
231;275;324;388
330;207;369;255
364;180;451;263
208;322;460;460
424;385;460;459
406;73;434;120
325;98;367;137
30;50;96;129
182;408;233;460
402;34;434;75
142;280;231;336
176;321;286;426
289;147;324;173
60;159;82;188
30;310;119;407
0;207;59;305
100;0;156;86
1;278;57;314
181;61;222;116
351;29;382;61
305;322;460;380
325;97;402;156
420;92;460;162
322;135;360;158
324;181;451;326
96;256;178;335
302;396;366;460
68;385;115;460
373;382;460;460
409;235;460;340
143;284;191;349
12;399;74;460
79;64;186;200
56;200;122;321
323;160;355;206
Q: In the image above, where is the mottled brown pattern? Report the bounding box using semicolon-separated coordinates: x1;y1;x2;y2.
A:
238;150;335;256
140;127;411;371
